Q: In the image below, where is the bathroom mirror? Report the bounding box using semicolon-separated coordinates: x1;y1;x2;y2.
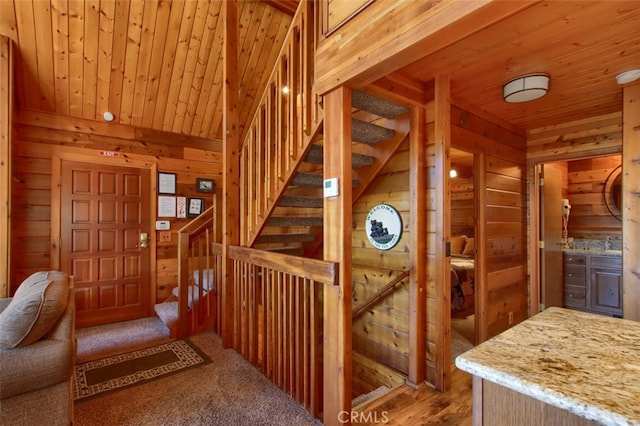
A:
603;165;622;221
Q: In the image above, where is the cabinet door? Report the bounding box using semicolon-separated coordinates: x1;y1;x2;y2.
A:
590;268;622;316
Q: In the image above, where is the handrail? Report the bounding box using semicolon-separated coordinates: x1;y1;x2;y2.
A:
240;0;322;246
177;205;215;236
228;245;337;285
352;270;410;320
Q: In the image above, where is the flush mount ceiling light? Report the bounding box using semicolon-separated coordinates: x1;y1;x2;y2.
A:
615;69;640;85
503;73;550;103
103;111;114;122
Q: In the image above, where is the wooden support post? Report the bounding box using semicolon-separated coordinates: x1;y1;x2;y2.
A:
0;36;13;299
434;75;451;391
623;84;640;321
323;87;353;425
408;106;427;386
222;0;240;348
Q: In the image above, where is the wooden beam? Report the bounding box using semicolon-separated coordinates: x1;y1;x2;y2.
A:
261;0;299;16
0;36;13;298
323;87;353;425
434;75;451;392
315;0;538;95
16;109;222;152
222;0;240;348
623;84;640;321
408;105;426;386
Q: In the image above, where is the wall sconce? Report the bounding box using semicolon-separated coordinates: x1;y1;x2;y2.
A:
503;73;549;103
449;169;458;178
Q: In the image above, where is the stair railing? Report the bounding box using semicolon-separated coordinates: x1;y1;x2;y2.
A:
352;270;411;320
176;205;218;338
240;0;322;247
226;244;337;417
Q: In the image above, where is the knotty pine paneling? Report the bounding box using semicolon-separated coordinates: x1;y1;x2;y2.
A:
452;105;527;343
3;0;292;141
566;155;622;240
484;155;527;339
10;125;221;305
352;137;412;392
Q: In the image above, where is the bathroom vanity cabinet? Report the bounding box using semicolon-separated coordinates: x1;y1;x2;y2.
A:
563;251;622;317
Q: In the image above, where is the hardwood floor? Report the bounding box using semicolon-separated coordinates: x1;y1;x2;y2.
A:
352;366;473;425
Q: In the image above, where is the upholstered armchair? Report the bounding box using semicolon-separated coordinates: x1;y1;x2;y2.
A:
0;271;75;426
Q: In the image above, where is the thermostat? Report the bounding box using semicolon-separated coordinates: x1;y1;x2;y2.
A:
323;177;339;198
155;220;170;230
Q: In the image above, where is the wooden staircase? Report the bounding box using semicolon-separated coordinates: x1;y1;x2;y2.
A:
250;90;410;257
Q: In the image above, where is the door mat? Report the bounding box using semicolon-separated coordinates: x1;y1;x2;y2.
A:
74;339;211;402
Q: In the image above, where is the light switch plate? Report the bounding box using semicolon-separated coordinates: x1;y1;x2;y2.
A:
323;177;339;198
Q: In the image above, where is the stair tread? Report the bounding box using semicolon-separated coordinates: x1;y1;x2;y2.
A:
279;195;323;208
352;118;395;145
352;90;409;119
256;233;316;243
305;145;374;168
268;216;323;227
293;172;358;188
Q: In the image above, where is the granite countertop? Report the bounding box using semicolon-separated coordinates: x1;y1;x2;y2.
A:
455;307;640;425
563;248;622;257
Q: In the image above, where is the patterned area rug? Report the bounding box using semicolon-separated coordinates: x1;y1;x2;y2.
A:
74;339;211;402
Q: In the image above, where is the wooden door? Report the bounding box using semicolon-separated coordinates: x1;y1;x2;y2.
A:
61;161;151;327
541;163;564;309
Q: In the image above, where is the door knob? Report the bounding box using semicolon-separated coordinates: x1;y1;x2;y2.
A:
139;232;149;248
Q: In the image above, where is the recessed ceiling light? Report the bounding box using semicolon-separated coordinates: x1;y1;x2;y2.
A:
103;111;114;122
615;70;640;85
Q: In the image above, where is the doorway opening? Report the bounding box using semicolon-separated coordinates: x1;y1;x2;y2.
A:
538;154;622;312
449;148;477;361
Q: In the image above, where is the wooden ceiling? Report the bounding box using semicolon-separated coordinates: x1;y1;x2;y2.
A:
2;1;638;143
398;1;640;133
0;0;293;142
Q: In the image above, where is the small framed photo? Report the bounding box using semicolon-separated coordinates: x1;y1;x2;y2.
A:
196;178;215;193
188;197;205;218
158;172;177;194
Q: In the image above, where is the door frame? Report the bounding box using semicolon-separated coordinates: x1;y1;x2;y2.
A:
527;150;622;318
51;152;158;315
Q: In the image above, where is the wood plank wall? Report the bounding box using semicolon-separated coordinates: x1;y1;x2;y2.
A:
351;137;413;395
622;84;640;322
451;106;528;342
567;155;622;240
11;112;222;307
0;36;13;299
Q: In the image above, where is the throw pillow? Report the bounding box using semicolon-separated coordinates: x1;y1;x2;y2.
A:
0;271;69;349
462;237;475;256
450;235;468;255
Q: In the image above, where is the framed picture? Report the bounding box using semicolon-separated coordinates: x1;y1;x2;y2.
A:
188;197;205;218
196;178;215;193
158;172;177;194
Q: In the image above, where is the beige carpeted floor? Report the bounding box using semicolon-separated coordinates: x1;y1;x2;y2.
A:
74;318;321;426
451;315;475;362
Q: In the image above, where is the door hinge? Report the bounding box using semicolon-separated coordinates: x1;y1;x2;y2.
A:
539;177;544;186
539;240;545;249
